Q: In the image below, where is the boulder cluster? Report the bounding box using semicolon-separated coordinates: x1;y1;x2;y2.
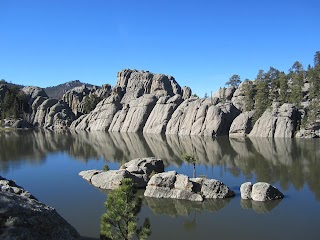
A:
80;157;284;203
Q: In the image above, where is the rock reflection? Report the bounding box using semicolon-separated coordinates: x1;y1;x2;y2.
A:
240;199;283;214
1;130;320;200
144;197;231;217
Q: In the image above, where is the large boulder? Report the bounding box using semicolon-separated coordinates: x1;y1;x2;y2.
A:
144;171;235;201
71;94;122;131
249;103;298;138
166;98;240;136
79;157;165;189
143;95;183;134
240;182;284;201
229;111;254;138
109;94;157;132
116;69;182;104
0;176;79;240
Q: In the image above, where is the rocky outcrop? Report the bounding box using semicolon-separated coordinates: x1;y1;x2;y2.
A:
229;111;254;138
32;99;76;129
22;86;48;104
143;95;183;134
79;157;165;189
116;69;182;104
110;94;157;132
240;182;284;201
144;171;235;201
249;103;298;138
166;98;240;136
212;86;236;101
62;84;111;117
0;176;79;240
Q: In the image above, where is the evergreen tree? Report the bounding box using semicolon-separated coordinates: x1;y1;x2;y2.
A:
226;74;241;87
181;153;197;178
289;61;304;105
100;178;151;240
278;72;289;104
253;79;269;122
242;79;255;111
83;94;102;114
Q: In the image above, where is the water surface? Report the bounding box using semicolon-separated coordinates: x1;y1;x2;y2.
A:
0;130;319;239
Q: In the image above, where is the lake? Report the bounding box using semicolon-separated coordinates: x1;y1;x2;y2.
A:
0;129;319;239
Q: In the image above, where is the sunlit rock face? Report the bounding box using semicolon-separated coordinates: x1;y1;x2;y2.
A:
79;157;165;189
144;171;235;201
240;182;284;201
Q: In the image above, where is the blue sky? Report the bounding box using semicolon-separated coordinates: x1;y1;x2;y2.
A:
1;0;319;97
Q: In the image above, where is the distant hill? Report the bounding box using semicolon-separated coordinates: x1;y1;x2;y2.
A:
0;79;24;89
44;80;95;99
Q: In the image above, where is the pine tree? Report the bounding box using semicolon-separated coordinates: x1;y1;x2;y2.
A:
181;153;197;178
279;72;289;104
253;80;269;122
100;178;151;240
226;74;241;87
242;79;255;111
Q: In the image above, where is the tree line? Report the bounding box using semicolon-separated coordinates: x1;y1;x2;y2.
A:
226;51;320;124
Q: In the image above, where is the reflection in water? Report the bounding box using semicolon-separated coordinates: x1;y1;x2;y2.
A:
145;197;231;217
240;199;283;214
1;130;320;200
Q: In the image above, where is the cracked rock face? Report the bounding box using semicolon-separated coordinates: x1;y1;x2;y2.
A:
144;171;235;201
0;176;80;240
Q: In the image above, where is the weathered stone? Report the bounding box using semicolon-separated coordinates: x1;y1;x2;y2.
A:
143;95;183;134
200;179;235;199
229;111;254;138
144;171;234;201
0;176;79;240
240;182;284;201
182;86;192;100
240;182;253;199
251;182;284;201
80;158;165;189
79;169;103;182
116;69;182;104
249;103;298;138
166;99;240;136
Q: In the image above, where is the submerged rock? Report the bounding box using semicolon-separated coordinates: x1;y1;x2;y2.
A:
240;182;284;201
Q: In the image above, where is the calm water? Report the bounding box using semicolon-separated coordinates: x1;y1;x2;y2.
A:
0;130;319;240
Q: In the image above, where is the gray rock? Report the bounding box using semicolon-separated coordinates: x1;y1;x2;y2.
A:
200;178;235;199
114;94;157;133
71;94;122;131
22;86;48;104
240;182;252;199
166;99;240;136
143;95;183;134
182;86;192;100
0;192;79;240
251;182;284;201
144;171;234;201
0;176;79;240
229;111;254;138
80;157;165;189
241;181;284;201
212;86;235;101
116;69;182;104
249;103;298;138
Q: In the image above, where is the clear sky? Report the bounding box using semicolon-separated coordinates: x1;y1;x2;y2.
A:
1;0;319;97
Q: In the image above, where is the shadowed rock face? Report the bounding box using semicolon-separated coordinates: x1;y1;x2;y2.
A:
0;176;80;240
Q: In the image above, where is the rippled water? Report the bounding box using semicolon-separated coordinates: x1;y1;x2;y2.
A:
0;130;319;239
